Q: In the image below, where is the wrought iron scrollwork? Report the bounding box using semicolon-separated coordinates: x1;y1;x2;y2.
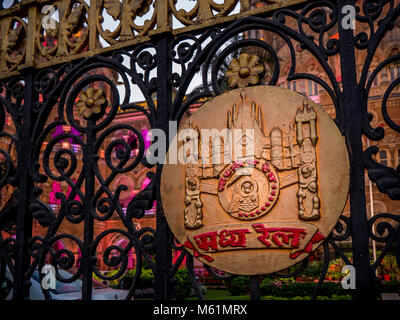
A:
364;147;400;200
369;213;400;275
9;50;159;299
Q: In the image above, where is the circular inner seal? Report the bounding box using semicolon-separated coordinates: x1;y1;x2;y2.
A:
161;86;349;275
217;160;280;220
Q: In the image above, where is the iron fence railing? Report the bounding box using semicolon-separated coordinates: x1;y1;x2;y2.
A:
0;0;399;300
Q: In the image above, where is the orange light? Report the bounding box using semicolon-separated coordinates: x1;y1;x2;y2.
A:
330;32;339;40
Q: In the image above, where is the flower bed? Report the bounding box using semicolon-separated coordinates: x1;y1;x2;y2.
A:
223;275;400;298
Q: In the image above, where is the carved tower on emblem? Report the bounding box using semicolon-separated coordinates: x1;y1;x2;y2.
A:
183;120;203;229
295;100;321;221
227;92;265;161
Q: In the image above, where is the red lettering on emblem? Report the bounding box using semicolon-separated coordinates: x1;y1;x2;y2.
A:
252;224;272;247
289;231;325;259
218;230;231;247
271;228;306;248
194;232;219;251
252;224;307;249
183;240;214;262
219;229;251;248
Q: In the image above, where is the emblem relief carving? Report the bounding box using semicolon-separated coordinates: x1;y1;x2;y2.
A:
162;86;349;275
183;92;322;228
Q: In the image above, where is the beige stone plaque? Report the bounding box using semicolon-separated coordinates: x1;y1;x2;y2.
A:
161;86;349;275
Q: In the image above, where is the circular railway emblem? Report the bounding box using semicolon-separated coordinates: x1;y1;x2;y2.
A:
161;86;349;275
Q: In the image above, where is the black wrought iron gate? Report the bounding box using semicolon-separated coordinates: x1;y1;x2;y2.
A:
0;0;399;301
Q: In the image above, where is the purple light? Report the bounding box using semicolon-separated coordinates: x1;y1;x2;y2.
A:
52;125;81;143
141;129;151;150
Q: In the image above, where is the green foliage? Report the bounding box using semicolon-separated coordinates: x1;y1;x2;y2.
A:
302;261;324;279
260;277;400;298
329;294;352;300
378;254;400;276
92;270;121;288
261;279;345;297
224;276;249;296
376;280;400;293
173;268;192;300
138;268;155;289
119;268;154;290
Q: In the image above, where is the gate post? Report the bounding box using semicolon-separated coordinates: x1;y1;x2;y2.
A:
337;0;376;300
13;69;37;300
154;33;174;300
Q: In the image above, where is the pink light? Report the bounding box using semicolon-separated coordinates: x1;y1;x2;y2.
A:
309;95;321;104
141;177;150;190
49;182;61;204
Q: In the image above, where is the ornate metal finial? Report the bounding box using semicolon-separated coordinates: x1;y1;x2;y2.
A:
225;53;264;88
